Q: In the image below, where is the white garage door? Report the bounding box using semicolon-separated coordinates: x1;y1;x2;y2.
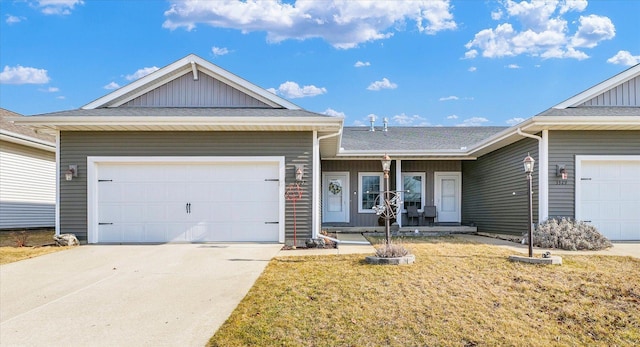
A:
577;156;640;241
92;159;282;243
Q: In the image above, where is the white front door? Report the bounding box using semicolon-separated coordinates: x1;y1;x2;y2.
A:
434;172;461;223
322;172;349;223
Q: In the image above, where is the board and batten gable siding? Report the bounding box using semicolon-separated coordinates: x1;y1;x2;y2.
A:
548;130;640;219
321;160;460;227
0;141;55;229
579;75;639;107
123;72;270;108
59;131;312;243
462;138;538;235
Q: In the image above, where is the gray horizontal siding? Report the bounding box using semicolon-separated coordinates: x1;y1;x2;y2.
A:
580;75;639;106
548;130;640;219
0;141;55;229
123;72;270;108
321;160;460;227
60;131;312;243
462;138;538;235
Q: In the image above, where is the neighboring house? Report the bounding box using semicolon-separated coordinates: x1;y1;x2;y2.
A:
0;108;56;229
13;55;640;243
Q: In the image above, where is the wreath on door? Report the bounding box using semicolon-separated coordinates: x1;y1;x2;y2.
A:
328;180;342;195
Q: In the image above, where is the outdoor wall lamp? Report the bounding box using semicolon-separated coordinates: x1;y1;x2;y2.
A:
295;164;304;182
65;165;78;181
556;164;568;180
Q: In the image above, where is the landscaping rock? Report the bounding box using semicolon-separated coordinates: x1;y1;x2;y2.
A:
305;238;325;248
54;234;79;246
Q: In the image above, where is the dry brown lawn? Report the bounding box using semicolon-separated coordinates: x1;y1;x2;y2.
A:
0;229;67;264
209;237;640;347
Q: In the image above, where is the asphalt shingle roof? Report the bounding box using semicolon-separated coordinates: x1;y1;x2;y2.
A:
0;108;55;144
30;107;332;118
340;126;507;151
538;106;640;117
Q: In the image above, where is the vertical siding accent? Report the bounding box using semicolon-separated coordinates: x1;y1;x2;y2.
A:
0;141;55;228
123;72;270;108
320;160;460;227
59;131;312;243
548;130;640;219
580;75;640;106
462;138;538;235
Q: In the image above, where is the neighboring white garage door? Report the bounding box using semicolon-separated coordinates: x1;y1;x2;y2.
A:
88;157;284;243
576;156;640;241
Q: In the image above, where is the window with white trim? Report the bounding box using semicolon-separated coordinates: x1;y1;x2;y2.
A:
402;173;425;211
358;173;383;213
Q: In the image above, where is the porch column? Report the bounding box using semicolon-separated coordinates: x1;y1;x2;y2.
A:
395;159;402;227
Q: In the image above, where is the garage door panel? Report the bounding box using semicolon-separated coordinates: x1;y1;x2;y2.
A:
579;159;640;241
96;160;282;243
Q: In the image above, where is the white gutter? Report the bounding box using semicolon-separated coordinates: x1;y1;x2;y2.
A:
517;128;548;223
0;131;55;152
313;128;343;238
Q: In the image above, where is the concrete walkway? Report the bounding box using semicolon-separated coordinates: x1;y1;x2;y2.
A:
0;243;282;347
277;233;375;256
456;234;640;259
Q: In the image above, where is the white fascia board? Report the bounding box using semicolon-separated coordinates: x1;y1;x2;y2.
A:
0;130;56;151
553;64;640;109
82;54;301;110
522;115;640;127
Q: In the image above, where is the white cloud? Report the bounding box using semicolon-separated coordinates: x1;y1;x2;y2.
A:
439;95;459;101
468;66;477;72
6;15;24;24
36;0;84;15
491;9;503;21
506;117;525;125
571;14;615;48
367;77;397;91
607;50;640;66
466;0;614;61
447;114;458;120
457;117;489;127
392;113;429;126
125;66;159;81
506;64;521;69
323;108;345;118
56;95;65;100
163;0;456;49
271;81;327;99
354;61;371;67
0;65;50;84
104;82;121;90
42;86;59;92
212;46;230;56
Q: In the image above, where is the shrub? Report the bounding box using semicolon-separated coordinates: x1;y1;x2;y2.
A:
11;230;29;247
524;218;612;251
374;243;411;258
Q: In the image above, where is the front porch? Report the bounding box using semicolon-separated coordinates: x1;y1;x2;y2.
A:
323;224;477;236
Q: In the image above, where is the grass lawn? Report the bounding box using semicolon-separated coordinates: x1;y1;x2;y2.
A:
209;237;640;347
0;229;67;265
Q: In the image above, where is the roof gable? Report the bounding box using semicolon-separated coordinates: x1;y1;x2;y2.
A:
83;54;300;110
554;64;640;109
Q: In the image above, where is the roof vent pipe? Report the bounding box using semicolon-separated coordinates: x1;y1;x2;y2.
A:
368;114;376;132
383;117;388;132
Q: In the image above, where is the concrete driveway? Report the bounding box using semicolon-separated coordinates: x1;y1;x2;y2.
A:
0;243;281;347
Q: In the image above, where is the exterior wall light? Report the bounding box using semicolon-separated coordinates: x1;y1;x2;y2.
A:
65;165;77;181
295;165;304;182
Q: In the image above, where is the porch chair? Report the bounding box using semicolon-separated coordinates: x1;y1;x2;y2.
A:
423;206;437;226
406;205;422;226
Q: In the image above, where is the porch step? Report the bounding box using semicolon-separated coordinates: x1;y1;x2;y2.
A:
324;225;477;234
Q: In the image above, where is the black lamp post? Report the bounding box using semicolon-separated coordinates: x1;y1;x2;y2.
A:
381;154;392;245
523;153;535;257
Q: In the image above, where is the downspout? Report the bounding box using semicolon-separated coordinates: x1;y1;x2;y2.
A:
55;130;60;236
516;128;548;223
313;128;343;238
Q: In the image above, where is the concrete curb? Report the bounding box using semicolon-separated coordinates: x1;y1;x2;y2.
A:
508;254;562;265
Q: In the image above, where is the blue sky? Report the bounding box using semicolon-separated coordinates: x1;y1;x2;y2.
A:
1;0;638;127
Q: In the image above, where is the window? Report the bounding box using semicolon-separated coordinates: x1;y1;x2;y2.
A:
402;173;425;211
358;173;383;213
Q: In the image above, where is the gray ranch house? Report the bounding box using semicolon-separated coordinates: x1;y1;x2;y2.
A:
15;55;640;244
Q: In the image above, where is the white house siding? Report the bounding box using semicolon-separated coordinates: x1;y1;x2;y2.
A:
580;75;639;106
0;141;55;229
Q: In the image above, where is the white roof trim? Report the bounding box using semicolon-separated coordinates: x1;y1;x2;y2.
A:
82;54;301;110
553;64;640;109
0;129;55;152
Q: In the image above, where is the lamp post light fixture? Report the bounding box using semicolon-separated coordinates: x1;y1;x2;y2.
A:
523;153;535;257
381;154;392;245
